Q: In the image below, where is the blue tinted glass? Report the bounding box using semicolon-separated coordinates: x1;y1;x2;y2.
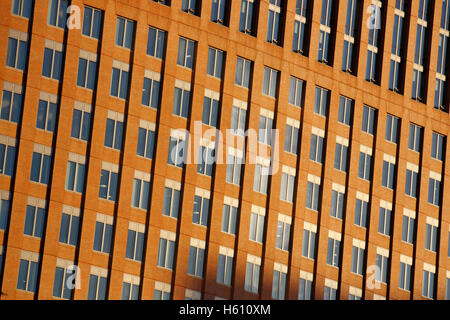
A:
30;152;42;182
77;58;87;87
114;121;123;150
151;80;160;109
17;40;28;71
59;213;70;243
71;109;81;139
92;10;102;39
17;259;29;290
119;71;129;99
82;7;92;36
69;215;80;245
41;154;51;184
42;48;53;78
48;0;58;26
47;102;57;132
87;61;97;90
36;100;47;130
124;20;135;49
98;170;109;199
81;111;91;141
24;205;35;236
52;50;63;80
93;222;103;251
116;18;125;46
53;267;64;297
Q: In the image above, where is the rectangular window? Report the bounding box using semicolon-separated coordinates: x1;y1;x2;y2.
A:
399;255;412;291
82;6;103;40
197;144;215;177
351;241;365;275
154;282;171;300
293;0;308;54
402;209;415;244
36;94;57;133
59;205;80;246
30;144;52;185
137;120;156;160
385;114;400;144
302;223;317;259
193;189;210;227
298;272;313;300
253;161;270;194
284;120;300;155
131;171;151;210
425;219;438;252
217;247;233;286
272;264;287;300
162;180;181;219
222;198;238;235
110;61;130;99
267;0;282;45
173;80;191;118
318;0;333;64
423;267;435;299
87;268;108;300
187;238;205;278
0;192;10;231
389;0;405;92
12;0;33;19
358;147;372;180
378;202;392;236
334;137;348;172
434;33;448;110
354;194;369;228
276;214;291;251
431;132;446;161
330;186;345;220
245;255;261;294
115;17;135;49
314;86;329;116
226;148;243;186
280;168;295;203
125;222;145;261
177;37;195;69
362;105;377;135
104;113;124;151
65;153;86;194
365;1;382;83
375;250;389;283
211;0;227;25
262;66;279;98
258;111;274;145
98;162;119;202
122;274;140;300
77;50;97;90
24;203;45;238
157;230;176;269
182;0;199;15
17;251;39;293
412;0;430;102
147;26;166;59
71;102;91;142
428;174;441;206
338;96;353;126
142;70;161;109
42;40;63;81
405;164;419;198
0;135;17;177
207;47;225;79
342;0;358;73
167;132;186;168
239;0;255;35
47;0;68;29
6;29;28;71
306;175;320;211
249;206;265;243
1;82;23;123
53;259;76;299
309;129;324;164
230;99;247;136
288;76;304;107
408;123;423;152
326;234;341;267
202;90;220;127
324;280;337;300
235;57;252;88
381;156;396;190
93;213;114;254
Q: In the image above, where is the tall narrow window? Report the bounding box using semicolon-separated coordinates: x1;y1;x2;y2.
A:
1;82;23;123
42;40;64;81
342;0;358;73
330;184;345;220
48;0;68;29
431;132;446;161
399;255;412;291
53;260;76;299
59;205;80;246
162;180;181;219
77;50;97;90
425;218;439;252
0;135;17;177
249;205;265;243
284;118;300;155
405;163;419;198
351;240;365;275
412;0;430;102
87;268;108;300
276;214;291;251
338;96;353;126
177;37;195;69
0;192;10;231
235;57;252;88
272;263;287;300
71;102;91;142
30;144;52;185
167;131;187;168
207;47;225;79
137;120;156;160
245;255;261;294
381;154;396;190
401;209;415;244
327;232;341;267
318;0;333;64
104;111;124;151
435;0;450;111
358;145;372;181
173;80;191;118
82;6;103;40
298;271;313;300
302;223;317;259
288;76;304;107
222;197;238;235
141;70;161;109
36;93;57;133
202;89;220;127
6;29;28;71
147;26;166;59
262;67;279;98
314;86;329;116
93;213;114;254
408;123;423;152
24;202;46;238
182;0;199;15
378;201;392;236
17;251;39;293
365;1;382;83
258;111;274;145
334;137;348;172
226;148;243;186
306;175;320;211
115;17;135;49
385;114;400;144
12;0;33;19
65;153;86;194
280;166;296;203
354;193;369;228
428;173;441;207
389;0;405;92
98;162;119;202
267;0;282;45
239;0;255;35
193;189;210;227
211;0;227;25
131;171;151;211
293;0;308;54
187;238;205;278
125;222;145;262
110;60;130;100
157;230;176;270
217;247;234;286
362;105;377;135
